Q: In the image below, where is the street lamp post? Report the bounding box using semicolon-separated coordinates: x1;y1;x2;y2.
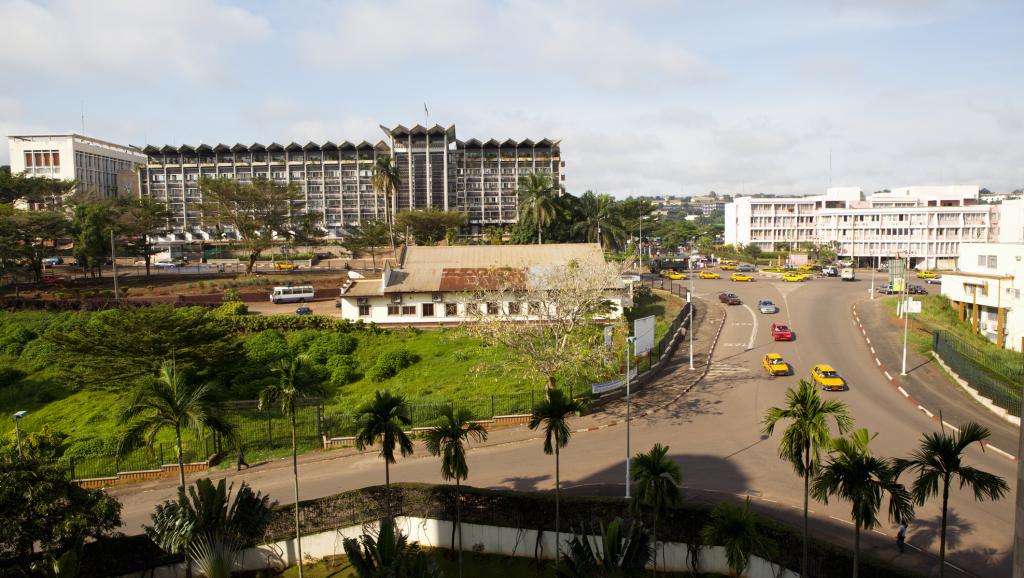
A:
625;336;636;499
688;243;696;370
12;411;26;459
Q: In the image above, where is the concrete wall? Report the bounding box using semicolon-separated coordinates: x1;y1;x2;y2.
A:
122;516;799;578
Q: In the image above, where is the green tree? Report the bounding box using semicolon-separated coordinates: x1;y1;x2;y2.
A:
341;220;391;271
761;380;852;578
630;443;682;574
811;429;915;578
258;353;324;578
528;388;586;560
116;196;171;276
71;201;115;278
197;176;300;274
556;517;652;578
895;422;1008;578
396;208;467;245
0;458;121;565
371;155;400;254
354;391;414;515
517;172;559;244
700;498;777;577
0;206;70;282
342;517;442;578
118;361;236;489
424;407;488;578
572;191;625;250
0;169;76;206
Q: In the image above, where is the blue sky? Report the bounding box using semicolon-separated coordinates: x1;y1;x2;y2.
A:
1;0;1021;197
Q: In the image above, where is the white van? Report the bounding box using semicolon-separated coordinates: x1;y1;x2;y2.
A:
270;285;315;304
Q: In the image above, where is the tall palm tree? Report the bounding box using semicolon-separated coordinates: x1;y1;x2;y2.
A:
895;422;1008;577
258;353;324;578
700;498;777;578
424;407;488;578
517;172;559;244
811;429;914;578
528;388;585;560
761;379;852;578
556;517;651;578
572;191;624;250
354;390;414;516
630;443;682;575
372;154;400;258
118;361;235;490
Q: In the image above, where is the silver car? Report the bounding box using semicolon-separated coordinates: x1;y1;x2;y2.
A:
758;299;778;314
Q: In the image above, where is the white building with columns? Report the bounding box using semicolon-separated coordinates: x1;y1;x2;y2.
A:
7;133;145;201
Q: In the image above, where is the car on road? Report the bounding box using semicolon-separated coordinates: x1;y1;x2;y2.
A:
782;273;804;282
698;271;720;279
274;262;298;271
295;306;313;316
737;264;756;272
811;364;846;391
660;270;685;280
41;276;66;283
762;353;790;376
718;292;741;305
42;257;64;266
821;266;838;277
877;283;897;295
916;271;939;279
730;273;754;282
770;323;794;341
155;260;185;268
758;299;777;314
925;276;942;284
908;285;928;295
721;264;737;271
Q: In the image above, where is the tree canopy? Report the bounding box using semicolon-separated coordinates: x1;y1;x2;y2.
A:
395;209;467;245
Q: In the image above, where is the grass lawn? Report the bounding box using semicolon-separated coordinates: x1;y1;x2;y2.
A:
627;288;686;344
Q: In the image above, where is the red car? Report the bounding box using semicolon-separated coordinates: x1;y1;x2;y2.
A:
41;276;66;283
770;323;794;341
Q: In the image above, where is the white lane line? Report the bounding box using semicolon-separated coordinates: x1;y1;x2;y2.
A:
906;542;922;552
761;498;778;503
942;421;960;432
870;346;876;354
897;386;909;398
884;370;893;381
740;303;758;350
865;337;871;345
988;445;1016;460
829;515;855;526
861;328;866;336
871;529;887;536
875;358;881;366
944;561;968;573
918;406;934;418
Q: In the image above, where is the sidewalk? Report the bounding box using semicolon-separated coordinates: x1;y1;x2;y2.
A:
853;297;1019;455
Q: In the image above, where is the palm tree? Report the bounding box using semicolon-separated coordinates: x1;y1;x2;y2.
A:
761;379;852;578
354;390;414;516
517;172;559;244
258;353;324;578
572;191;624;250
700;498;777;577
895;422;1008;577
371;154;400;258
811;429;914;578
556;517;651;578
343;517;442;578
424;407;487;578
630;443;682;575
528;388;585;560
118;361;235;490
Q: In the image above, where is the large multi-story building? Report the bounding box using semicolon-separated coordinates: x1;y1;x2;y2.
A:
940;242;1024;351
724;186;1022;269
137;123;563;240
7;133;146;202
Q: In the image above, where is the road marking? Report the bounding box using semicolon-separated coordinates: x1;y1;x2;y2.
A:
884;370;893;381
897;386;909;397
875;358;881;366
918;406;934;418
829;515;854;526
740;303;758;350
944;561;967;573
861;328;866;336
988;445;1016;460
942;421;960;432
871;529;887;536
760;498;778;503
865;337;871;345
906;542;922;552
870;346;876;354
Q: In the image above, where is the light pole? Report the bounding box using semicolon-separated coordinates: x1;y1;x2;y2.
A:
110;229;119;302
870;250;876;299
624;336;636;499
12;411;26;459
901;253;913;376
688;242;696;370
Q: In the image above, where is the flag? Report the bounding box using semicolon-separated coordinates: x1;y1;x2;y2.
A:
424;103;429;117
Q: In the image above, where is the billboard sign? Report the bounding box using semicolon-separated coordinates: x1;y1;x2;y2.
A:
907;299;922;314
634;315;656;355
591;366;639;395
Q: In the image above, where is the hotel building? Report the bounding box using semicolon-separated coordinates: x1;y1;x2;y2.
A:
724;186;1021;269
137;124;563;240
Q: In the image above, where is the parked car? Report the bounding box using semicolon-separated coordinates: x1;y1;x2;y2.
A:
274;262;298;270
782;273;804;283
821;266;838;277
758;299;778;314
916;271;939;279
660;270;685;280
737;264;756;272
718;292;742;305
42;257;64;266
698;271;720;279
763;353;790;376
840;267;856;281
770;323;794;341
812;364;846;391
730;273;754;282
41;276;66;283
908;285;928;295
721;264;737;271
155;260;185;268
925;276;942;284
877;283;897;295
295;306;314;316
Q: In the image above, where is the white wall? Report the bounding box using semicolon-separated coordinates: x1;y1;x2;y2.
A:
998;200;1024;244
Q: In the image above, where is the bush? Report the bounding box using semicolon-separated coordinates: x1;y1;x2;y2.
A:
211;301;248;318
242;330;288;365
367;349;419;382
306;333;358;363
326;354;358;386
0;365;26;386
222;288;242;303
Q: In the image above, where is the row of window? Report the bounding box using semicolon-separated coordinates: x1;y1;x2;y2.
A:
23;150;60;167
357;301;549;318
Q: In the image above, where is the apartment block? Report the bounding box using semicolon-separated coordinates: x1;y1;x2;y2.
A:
940;242;1024;351
7;133;146;202
137;123;562;240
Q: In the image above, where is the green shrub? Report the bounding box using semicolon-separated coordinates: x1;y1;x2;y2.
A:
0;365;27;386
305;333;358;363
223;288;242;303
285;329;319;354
243;330;288;365
326;354;358;386
212;302;248;318
367;349;419;382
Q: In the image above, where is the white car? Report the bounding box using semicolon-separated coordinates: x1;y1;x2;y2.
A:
758;299;778;314
925;276;942;284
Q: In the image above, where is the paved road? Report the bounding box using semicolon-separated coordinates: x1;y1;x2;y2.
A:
110;274;1017;577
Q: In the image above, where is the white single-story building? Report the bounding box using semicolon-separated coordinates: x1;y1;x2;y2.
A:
940;242;1024;351
337;243;629;325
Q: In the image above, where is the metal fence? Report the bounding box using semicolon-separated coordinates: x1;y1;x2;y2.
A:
58;434;214;480
933;331;1023;417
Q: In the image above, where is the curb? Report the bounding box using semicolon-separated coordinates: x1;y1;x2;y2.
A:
851;303;1017;462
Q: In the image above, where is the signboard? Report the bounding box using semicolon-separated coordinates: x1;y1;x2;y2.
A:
591;366;638;395
634;315;656;355
907;299;922;314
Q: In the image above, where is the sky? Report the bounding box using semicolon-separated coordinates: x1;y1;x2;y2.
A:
1;0;1022;197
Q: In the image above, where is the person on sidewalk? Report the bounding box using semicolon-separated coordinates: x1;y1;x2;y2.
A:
237;446;250;471
896;521;907;553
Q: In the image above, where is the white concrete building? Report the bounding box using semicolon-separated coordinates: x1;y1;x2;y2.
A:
724;186;1018;269
337;243;627;325
7;133;146;201
940;242;1024;351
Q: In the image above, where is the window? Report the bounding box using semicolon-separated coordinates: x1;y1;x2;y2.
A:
401;305;416;315
358;304;371;317
977;255;998;269
24;152;32;167
507;301;521;315
445;303;458;316
422;303;434;317
387;305;400;316
486;302;499;315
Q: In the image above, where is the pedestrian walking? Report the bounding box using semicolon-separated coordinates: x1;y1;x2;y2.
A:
237;446;250;471
896;521;907;553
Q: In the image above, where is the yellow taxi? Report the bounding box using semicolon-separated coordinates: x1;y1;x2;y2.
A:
274;262;298;270
660;270;685;280
916;271;939;279
781;274;803;282
698;271;721;279
730;273;754;282
762;353;790;376
811;364;846;391
721;264;737;271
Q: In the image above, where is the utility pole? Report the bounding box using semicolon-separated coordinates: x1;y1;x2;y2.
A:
689;243;695;370
110;229;119;301
624;336;635;499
